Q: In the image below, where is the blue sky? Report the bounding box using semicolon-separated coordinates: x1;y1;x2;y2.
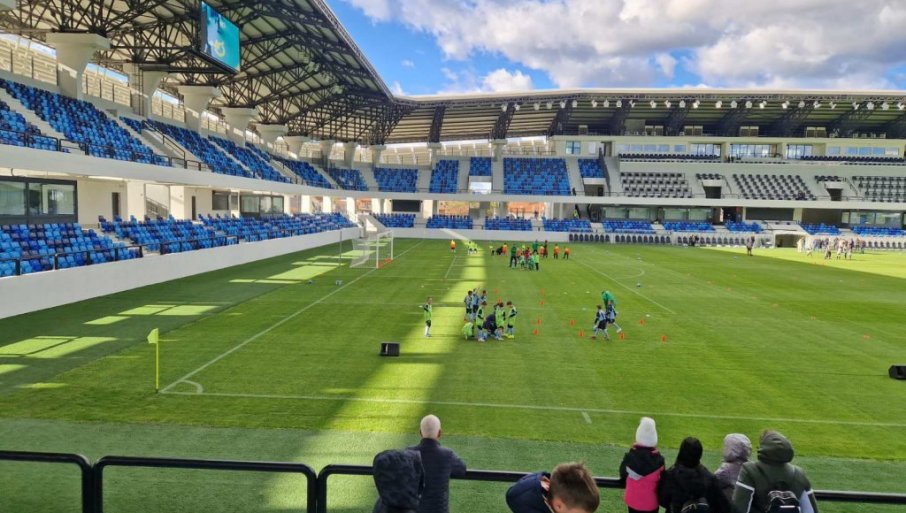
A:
327;0;906;94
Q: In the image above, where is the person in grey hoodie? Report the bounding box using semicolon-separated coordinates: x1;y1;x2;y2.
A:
732;430;819;513
714;433;752;500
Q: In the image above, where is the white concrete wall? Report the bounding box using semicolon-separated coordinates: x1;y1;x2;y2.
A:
76;179;127;225
389;227;570;243
0;227;360;320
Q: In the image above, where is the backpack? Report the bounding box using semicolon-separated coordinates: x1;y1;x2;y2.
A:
680;497;709;513
372;449;425;513
754;465;800;513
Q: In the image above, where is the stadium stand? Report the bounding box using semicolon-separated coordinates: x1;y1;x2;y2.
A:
469;157;492;176
200;213;354;242
0;99;59;151
429;160;459;193
209;137;290;183
733;174;816;200
1;222;139;276
696;173;723;180
815;175;843;182
503;158;570;195
663;222;715;232
851;225;905;237
327;168;368;191
485;217;532;231
374;167;418;192
272;156;333;188
603;220;655;233
852;176;906;202
801;223;841;235
373;213;415;228
0;78;167;165
426;215;473;229
620;153;720;162
102;215;231;254
725;221;762;233
578;159;606;178
148;120;253;178
801;155;906;164
543;219;593;232
621;172;692;198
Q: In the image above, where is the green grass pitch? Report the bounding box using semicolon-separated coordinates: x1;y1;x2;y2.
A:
0;239;904;513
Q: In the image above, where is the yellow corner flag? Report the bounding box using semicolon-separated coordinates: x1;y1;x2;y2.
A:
148;328;160;392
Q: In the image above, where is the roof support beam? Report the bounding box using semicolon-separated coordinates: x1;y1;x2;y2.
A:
828;107;875;138
664;104;691;136
769;106;814;137
491;104;516;140
547;102;573;137
716;106;750;137
882;113;906;139
428;106;446;143
608;103;631;135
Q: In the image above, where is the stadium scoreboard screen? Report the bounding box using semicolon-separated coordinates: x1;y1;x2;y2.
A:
199;1;240;72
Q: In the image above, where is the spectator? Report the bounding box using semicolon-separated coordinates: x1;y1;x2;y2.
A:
714;433;752;500
618;417;664;513
410;414;466;513
732;430;819;513
506;462;600;513
372;448;425;513
657;437;729;513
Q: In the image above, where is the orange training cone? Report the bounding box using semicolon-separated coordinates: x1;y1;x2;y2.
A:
619;332;625;340
532;328;539;335
569;319;575;326
578;329;585;338
661;335;667;343
639;319;646;326
539;299;545;306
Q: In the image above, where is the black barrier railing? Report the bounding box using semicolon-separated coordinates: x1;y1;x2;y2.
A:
0;450;94;512
94;455;318;513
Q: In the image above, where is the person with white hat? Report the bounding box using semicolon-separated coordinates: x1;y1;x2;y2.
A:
618;417;665;513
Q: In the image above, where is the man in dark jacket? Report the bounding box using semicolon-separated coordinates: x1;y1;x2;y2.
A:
657;437;729;513
732;431;819;513
409;415;466;513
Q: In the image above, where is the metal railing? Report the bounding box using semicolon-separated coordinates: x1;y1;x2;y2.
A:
1;451;904;513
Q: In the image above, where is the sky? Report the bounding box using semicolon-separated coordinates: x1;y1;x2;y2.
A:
327;0;906;96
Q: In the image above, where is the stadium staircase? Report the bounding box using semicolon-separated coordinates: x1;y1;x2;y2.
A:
121;118;197;163
491;159;504;192
603;157;624;194
416;165;431;192
359;213;385;232
360;167;379;190
686;171;706;197
0;86;66;142
456;158;470;193
565;159;586;196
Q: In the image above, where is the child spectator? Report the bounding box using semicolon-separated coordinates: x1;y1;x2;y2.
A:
618;417;664;513
506;462;600;513
714;433;752;500
732;431;819;513
657;437;729;513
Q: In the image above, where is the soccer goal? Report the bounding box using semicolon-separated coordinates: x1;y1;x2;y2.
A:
350;231;394;268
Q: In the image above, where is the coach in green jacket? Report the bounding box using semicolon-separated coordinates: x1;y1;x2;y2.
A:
732;430;819;513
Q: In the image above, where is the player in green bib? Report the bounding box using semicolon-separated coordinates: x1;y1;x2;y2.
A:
494;302;506;340
506;301;517;339
600;290;622;334
421;297;433;338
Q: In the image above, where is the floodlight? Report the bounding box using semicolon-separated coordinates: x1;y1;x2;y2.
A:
591;100;598;108
615;100;622;108
798;100;805;108
813;101;821;109
546;101;553;109
534;102;540;111
715;100;722;108
898;102;905;110
501;103;507;112
603;100;610;108
881;101;889;110
665;100;672;108
650;100;657;108
730;100;738;108
514;103;520;111
867;101;875;110
559;100;566;109
679;100;686;108
745;100;752;109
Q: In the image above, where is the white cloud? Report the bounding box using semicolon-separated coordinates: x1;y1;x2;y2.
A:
391;80;405;95
401;59;415;68
347;0;906;89
481;69;534;92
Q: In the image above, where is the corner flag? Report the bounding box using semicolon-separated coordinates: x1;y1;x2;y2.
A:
147;328;159;345
148;328;160;392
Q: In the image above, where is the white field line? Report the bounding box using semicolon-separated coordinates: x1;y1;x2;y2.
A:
443;254;458;280
160;240;425;393
581;411;592;424
576;261;676;315
160;389;906;429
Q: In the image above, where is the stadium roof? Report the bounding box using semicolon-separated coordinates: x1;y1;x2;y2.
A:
3;0;906;144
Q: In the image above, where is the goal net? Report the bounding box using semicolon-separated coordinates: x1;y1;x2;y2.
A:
350;231;394;268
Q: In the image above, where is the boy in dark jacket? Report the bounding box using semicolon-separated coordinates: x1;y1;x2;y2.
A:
618;417;664;513
506;462;600;513
657;437;729;513
732;430;819;513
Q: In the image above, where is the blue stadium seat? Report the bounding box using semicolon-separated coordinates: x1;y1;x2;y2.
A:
374;168;418;192
429;160;459;193
426;215;473;229
503;158;570;195
485;217;531;231
374;213;415;228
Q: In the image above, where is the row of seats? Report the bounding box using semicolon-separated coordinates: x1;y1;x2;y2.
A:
0;99;59;152
469;157;492;176
725;221;762;233
622;172;692;198
603;220;655;233
853;176;906;202
733;174;816;201
696;173;722;180
200;213;354;242
430;160;459;193
815;175;843;182
1;222;139;277
374;168;418;193
578;159;605;178
503;158;570;195
148;120;253;179
851;226;905;237
800;223;840;235
543;219;592;232
327;168;368;191
621;153;719;161
801;155;905;164
426;215;473;229
0;78;166;165
101;216;230;254
373;213;415;228
209;136;290;183
485;217;532;231
272;156;334;188
663;222;715;232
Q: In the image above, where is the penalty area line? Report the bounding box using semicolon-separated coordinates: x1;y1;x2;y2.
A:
576;260;676;315
159;389;906;429
160;240;426;394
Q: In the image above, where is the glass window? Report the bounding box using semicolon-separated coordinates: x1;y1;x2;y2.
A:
0;181;25;216
846;147;859;155
643;144;657;152
240;195;259;214
617;144;629;154
630;144;643;152
885;147;899;156
859;147;871;156
872;147;885;156
827;146;840;155
565;141;581;155
674;145;686;153
37;183;75;215
658;144;670;153
212;191;230;210
272;196;285;213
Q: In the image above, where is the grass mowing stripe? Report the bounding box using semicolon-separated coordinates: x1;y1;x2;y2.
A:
576;259;676;314
161;390;906;429
161;240;425;393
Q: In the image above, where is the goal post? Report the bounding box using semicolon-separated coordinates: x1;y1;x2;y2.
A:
350;231;394;268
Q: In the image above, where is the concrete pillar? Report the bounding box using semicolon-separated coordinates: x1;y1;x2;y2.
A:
322;196;333;214
256;124;287;145
720;142;731;161
301;195;312;214
427;142;442;167
178;85;220;132
346;196;356;218
221;107;257;144
492;139;507;162
421;199;433;219
284;135;310;157
168;186;187;220
383;199;392;213
320;140;336;168
371;144;386;165
371;198;381;214
125;65;167;117
343;142;358;168
46;33;111;99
